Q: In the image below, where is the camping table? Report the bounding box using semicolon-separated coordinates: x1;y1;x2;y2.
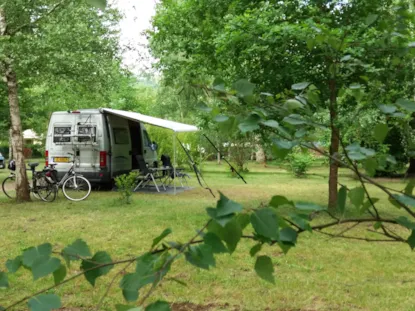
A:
159;166;188;188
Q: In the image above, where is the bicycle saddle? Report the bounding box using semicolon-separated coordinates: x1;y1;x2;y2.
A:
28;163;39;169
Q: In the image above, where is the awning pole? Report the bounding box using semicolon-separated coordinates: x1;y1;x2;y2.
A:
173;131;176;195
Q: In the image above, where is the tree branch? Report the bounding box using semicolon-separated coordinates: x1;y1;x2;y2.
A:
8;0;67;35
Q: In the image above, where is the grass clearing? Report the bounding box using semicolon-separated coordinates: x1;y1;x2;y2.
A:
0;161;414;311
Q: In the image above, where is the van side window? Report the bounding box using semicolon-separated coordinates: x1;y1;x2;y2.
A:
113;128;129;144
78;126;96;143
53;126;71;143
143;130;151;146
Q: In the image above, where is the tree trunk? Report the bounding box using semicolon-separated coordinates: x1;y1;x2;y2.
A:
5;66;30;202
8;128;13;160
256;145;266;166
217;152;221;165
1;8;30;202
328;78;339;209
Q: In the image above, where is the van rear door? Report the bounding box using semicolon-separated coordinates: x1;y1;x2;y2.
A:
107;114;131;176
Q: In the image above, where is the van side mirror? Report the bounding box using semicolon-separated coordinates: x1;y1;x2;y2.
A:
150;141;158;151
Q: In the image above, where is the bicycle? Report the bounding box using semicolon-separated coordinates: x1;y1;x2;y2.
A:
45;152;91;201
2;162;56;202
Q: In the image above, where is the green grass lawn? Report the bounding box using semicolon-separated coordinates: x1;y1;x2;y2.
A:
1;161;414;311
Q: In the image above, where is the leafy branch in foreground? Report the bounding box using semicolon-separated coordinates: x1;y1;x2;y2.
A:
2;187;411;310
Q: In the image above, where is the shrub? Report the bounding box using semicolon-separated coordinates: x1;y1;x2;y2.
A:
114;172;138;204
288;152;315;177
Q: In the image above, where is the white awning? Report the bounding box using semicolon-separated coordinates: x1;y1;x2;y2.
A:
101;108;198;133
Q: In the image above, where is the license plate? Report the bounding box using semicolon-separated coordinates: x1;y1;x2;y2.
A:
54;157;70;163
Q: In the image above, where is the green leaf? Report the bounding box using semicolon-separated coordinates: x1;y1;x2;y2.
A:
273;139;295;150
81;251;114;286
396;98;415;112
260;120;279;128
374;123;389;143
251;208;279;240
185;244;215;270
360;198;379;214
289;214;312;232
365;14;378;26
396;216;415;230
284;99;304;110
407;230;415;250
291;82;310;90
269;195;294;208
0;272;8;288
404;180;415;196
22;243;53;268
348;151;366;161
283;114;306;125
386;155;397;164
120;273;141;302
373;222;382;230
392;194;415;207
236;213;251;230
206;208;234;227
378;105;396;114
203;233;228;254
87;0;107;10
214;115;229;122
271;145;290;160
196;101;212;113
152;228;172;248
392;112;406;118
63;239;91;262
340;55;351;62
279;227;297;245
360;147;376;157
250;244;262;257
254;256;275;284
216;192;243;217
6;256;22;273
233;79;255;97
212;77;226;92
364;158;378;177
120;253;167;302
145;301;171;311
337;186;347;214
295;202;324;212
53;264;67;285
238;122;260;133
28;294;61;311
32;256;61;280
222;219;242;253
306;39;314;50
348;187;365;208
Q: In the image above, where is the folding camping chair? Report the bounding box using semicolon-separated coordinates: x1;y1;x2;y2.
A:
160;154;190;187
134;155;166;192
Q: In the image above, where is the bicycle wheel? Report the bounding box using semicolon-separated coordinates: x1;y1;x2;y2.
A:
30;179;42;200
62;175;91;201
2;176;16;199
35;176;57;202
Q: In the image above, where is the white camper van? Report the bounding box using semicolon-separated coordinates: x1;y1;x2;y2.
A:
45;109;158;185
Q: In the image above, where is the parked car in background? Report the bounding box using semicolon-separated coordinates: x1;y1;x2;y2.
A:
0;152;5;169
